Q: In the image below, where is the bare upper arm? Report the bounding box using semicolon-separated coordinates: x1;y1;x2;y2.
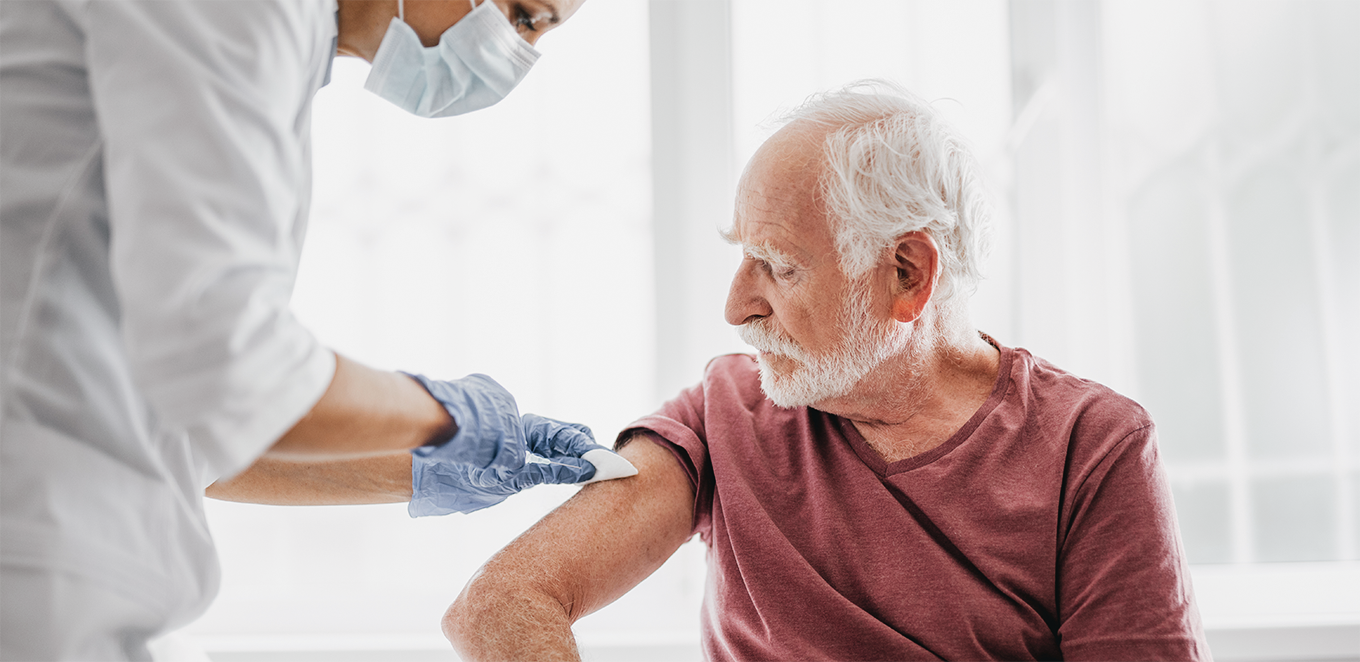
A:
447;433;696;628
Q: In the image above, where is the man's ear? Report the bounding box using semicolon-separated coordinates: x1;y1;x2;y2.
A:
890;231;940;323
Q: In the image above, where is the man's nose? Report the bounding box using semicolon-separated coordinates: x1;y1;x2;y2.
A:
724;260;772;326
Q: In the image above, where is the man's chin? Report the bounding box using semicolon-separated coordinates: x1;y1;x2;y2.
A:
754;351;795;372
757;377;803;408
755;350;875;409
755;361;824;409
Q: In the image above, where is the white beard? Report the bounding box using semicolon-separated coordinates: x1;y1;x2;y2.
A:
737;281;913;408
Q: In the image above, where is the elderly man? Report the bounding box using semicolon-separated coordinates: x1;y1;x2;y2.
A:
444;82;1210;661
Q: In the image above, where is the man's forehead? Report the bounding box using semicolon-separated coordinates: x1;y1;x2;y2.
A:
745;126;824;187
738;123;828;210
727;203;829;271
731;150;831;256
727;203;802;247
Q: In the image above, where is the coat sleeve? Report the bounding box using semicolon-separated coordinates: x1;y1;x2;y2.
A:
76;0;336;478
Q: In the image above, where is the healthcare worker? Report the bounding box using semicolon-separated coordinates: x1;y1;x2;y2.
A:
0;0;616;659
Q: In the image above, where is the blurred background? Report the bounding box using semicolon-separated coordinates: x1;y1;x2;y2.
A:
180;0;1359;660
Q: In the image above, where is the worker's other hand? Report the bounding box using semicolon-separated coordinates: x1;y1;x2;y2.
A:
405;369;604;515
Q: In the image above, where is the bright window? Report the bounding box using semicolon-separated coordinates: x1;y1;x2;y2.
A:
1003;0;1360;644
1109;0;1358;567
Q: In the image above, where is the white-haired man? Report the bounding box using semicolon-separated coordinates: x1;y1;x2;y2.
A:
444;82;1211;661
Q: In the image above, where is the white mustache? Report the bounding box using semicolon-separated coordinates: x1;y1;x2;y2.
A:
737;320;807;362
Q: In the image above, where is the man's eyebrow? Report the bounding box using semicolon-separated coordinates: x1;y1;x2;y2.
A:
720;227;798;267
741;242;798;270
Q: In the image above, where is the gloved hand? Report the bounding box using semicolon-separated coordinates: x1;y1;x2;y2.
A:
405;372;608;516
410;413;608;516
405;372;526;473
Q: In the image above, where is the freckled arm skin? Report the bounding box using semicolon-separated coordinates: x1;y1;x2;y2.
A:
443;435;695;662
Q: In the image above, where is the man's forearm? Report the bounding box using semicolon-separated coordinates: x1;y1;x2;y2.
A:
206;452;413;505
441;437;695;660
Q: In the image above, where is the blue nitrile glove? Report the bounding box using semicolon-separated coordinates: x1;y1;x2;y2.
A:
405;372;525;473
519;414;609;474
409;413;607;516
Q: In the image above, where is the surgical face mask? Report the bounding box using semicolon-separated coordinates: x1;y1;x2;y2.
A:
364;0;539;117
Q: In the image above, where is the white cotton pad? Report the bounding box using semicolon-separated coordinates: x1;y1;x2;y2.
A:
580;448;639;484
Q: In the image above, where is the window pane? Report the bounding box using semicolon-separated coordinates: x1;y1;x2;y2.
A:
1317;1;1360;132
1212;2;1303;162
1171;480;1233;564
1252;476;1337;562
1129;154;1225;463
1226;158;1331;461
1324;161;1360;461
1072;0;1357;568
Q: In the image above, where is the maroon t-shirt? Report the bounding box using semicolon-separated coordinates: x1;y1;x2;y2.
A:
623;344;1210;661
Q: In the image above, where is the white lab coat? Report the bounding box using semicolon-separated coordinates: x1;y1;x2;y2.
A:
0;1;338;658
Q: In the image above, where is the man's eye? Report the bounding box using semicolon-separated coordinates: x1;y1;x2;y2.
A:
762;262;796;281
748;254;796;281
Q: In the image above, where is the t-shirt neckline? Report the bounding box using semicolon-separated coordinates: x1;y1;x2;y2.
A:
832;333;1015;477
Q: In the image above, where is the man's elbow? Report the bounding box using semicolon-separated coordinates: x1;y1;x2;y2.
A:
442;571;499;648
442;567;578;659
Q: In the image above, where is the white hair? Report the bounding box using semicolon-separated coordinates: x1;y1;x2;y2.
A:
781;80;993;305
